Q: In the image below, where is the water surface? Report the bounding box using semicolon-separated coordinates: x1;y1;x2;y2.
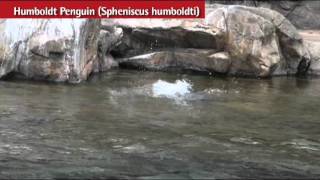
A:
0;70;320;179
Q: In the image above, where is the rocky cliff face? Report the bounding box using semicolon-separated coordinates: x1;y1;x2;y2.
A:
104;5;311;77
206;0;320;30
0;4;319;83
304;37;320;76
0;19;101;83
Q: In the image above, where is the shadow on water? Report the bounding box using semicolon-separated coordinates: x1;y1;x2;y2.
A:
0;69;320;179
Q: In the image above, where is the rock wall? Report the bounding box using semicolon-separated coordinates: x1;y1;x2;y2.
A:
103;5;310;78
206;0;320;30
1;3;319;83
0;19;102;83
305;40;320;76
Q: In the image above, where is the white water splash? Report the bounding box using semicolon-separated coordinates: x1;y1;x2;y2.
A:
152;79;192;98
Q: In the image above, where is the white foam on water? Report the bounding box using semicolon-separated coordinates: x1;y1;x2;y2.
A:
152;79;192;99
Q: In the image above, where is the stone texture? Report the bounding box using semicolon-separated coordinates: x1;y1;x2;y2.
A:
1;3;318;83
106;5;310;77
206;0;320;30
119;49;226;74
305;41;320;76
94;28;121;73
0;19;101;83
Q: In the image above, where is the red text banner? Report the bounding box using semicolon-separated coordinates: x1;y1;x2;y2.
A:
0;0;205;18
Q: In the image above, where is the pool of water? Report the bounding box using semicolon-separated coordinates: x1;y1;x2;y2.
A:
0;70;320;179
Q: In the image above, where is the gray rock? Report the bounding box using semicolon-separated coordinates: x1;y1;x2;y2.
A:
0;19;101;83
1;4;317;83
106;5;310;77
94;28;121;73
206;0;320;30
221;5;310;76
306;41;320;76
119;49;229;74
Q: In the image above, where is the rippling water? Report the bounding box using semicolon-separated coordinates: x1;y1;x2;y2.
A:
0;70;320;179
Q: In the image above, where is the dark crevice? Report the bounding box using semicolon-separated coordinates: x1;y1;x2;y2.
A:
0;71;25;81
49;51;64;59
